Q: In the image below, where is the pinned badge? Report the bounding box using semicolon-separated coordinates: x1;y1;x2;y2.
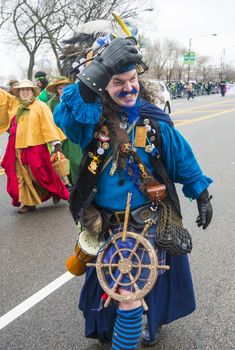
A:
97;147;105;155
88;160;98;174
145;144;155;153
102;142;109;150
145;124;152;132
143;118;150;125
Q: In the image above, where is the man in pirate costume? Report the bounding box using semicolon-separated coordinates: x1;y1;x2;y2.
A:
54;37;213;349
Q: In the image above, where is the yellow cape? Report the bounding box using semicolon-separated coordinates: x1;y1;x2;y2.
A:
0;88;66;149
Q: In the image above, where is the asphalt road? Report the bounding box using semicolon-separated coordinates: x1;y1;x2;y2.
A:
0;94;234;350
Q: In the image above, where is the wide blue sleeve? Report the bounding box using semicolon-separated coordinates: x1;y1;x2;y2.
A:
160;122;213;199
53;82;102;150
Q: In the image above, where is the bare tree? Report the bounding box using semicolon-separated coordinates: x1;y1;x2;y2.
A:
0;0;49;79
144;39;177;80
0;0;152;77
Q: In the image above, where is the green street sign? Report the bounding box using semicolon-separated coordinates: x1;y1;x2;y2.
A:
184;51;196;64
184;52;189;63
190;51;196;62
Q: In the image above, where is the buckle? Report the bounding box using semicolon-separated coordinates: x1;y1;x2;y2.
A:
114;211;126;224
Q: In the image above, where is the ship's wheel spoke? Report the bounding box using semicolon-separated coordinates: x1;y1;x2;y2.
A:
129;241;141;259
101;263;118;268
113;241;124;259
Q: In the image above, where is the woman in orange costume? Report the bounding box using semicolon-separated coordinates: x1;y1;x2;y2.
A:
0;79;69;213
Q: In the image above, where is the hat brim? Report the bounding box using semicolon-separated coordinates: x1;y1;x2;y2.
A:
46;80;72;93
11;86;41;97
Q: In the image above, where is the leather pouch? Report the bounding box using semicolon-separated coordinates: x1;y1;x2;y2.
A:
146;184;167;202
130;203;158;228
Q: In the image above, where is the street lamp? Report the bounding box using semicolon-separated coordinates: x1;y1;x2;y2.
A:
187;33;217;82
220;45;235;81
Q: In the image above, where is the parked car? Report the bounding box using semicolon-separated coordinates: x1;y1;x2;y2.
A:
148;80;172;113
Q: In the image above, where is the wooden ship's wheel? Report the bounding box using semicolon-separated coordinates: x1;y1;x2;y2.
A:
87;222;170;311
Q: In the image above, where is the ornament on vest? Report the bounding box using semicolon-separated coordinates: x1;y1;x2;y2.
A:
88;155;100;174
135;126;147;148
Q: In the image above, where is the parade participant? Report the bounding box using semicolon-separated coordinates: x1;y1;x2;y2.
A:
0;79;69;213
47;76;83;185
187;82;194;100
8;79;19;95
54;37;213;348
34;71;53;102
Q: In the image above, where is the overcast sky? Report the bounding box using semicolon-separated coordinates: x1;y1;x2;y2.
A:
149;0;235;64
0;0;235;83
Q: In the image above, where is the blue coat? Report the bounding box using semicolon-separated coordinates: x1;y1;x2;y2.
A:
54;82;213;341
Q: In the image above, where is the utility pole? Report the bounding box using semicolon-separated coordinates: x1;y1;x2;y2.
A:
187;38;192;82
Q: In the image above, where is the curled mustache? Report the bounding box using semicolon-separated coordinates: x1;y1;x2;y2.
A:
118;87;139;98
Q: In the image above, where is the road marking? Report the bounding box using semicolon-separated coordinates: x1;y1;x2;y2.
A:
0;272;75;330
175;108;235;127
171;99;235;116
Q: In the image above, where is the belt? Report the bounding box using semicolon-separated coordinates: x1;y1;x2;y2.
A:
101;202;158;230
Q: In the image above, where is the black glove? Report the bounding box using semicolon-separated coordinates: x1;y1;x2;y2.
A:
196;189;213;229
78;37;143;95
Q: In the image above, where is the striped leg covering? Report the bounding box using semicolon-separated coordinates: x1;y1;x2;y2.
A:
112;306;143;350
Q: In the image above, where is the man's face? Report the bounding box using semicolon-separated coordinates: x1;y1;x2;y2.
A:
106;69;139;107
35;79;43;88
19;87;34;100
56;84;66;96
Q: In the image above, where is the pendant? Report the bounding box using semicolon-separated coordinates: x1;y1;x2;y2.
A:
120;116;128;129
120;122;127;129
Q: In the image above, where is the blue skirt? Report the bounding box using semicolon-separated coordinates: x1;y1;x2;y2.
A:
78;253;196;342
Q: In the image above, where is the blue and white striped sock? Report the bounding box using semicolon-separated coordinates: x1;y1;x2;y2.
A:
112;306;143;350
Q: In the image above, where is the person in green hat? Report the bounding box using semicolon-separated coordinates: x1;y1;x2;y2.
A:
47;76;83;185
34;71;53;103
